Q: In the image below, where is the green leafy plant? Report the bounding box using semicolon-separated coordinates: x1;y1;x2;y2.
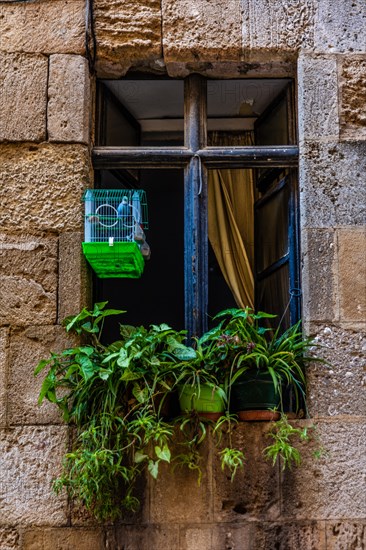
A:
35;303;324;522
214;413;245;481
263;413;323;470
200;307;324;413
35;302;193;521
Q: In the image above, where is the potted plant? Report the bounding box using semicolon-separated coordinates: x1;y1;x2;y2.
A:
35;303;323;522
34;302;196;520
203;308;322;421
175;334;228;420
34;303;245;521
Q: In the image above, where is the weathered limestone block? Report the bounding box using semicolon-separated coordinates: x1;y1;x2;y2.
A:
175;522;326;550
299;142;366;228
0;426;68;525
281;420;366;519
314;0;366;53
0;276;56;327
298;54;339;142
180;525;253;550
340;56;366;141
0;143;90;232
306;324;366;417
179;527;213;550
0;528;19;550
48;55;91;144
162;0;241;65
8;325;77;426
22;528;103;550
208;525;252;550
0;234;58;326
0;0;85;54
251;521;326;550
212;423;280;522
326;522;366;550
150;436;212;523
0;328;9;427
0;53;47;142
112;525;180;550
301;229;337;323
241;0;314;51
58;232;91;323
338;228;366;324
94;0;162;77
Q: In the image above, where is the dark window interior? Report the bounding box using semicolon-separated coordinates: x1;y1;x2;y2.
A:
95;169;184;339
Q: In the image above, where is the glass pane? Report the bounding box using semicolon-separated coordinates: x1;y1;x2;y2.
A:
94;169;184;341
207;79;290;139
255;184;289;274
255;97;289;145
100;80;184;146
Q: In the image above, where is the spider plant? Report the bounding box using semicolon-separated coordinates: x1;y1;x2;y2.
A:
204;308;322;413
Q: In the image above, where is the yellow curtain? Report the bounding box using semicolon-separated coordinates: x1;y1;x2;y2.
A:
208;132;255;309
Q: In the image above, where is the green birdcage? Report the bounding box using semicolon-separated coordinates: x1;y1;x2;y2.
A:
82;189;149;278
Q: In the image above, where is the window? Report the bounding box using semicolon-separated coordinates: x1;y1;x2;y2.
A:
93;75;300;339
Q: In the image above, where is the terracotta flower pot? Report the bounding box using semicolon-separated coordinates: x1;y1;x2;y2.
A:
237;410;280;422
230;369;282;420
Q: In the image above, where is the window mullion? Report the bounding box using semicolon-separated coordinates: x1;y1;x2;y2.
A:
184;75;208;337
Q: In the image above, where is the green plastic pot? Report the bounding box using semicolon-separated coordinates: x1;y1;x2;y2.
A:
178;384;225;414
230;370;281;412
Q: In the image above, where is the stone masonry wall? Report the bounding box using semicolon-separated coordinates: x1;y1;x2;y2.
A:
0;1;365;549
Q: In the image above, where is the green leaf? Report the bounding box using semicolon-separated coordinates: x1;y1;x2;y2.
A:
148;460;159;479
132;384;149;403
213;308;248;320
64;308;91;332
155;444;171;463
102;352;119;363
34;358;51;376
38;376;55;404
167;337;197;360
157;323;171;331
117;357;130;369
121;370;143;381
78;356;95;380
134;451;148;464
93;301;109;314
78;346;94;356
98;369;112;381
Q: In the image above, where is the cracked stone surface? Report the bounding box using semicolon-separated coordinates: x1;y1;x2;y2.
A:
0;426;68;526
48;55;91;144
8;325;78;425
306;324;366;417
0;143;90;233
299;141;366;228
0;234;58;326
94;0;162;77
0;0;85;55
0;53;47;142
340;56;366;140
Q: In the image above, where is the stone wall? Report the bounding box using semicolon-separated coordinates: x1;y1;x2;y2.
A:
0;0;365;549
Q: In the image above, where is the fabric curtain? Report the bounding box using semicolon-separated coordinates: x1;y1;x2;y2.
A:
208;132;255;309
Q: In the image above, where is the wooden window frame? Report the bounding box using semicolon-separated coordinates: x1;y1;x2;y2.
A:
93;75;299;337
